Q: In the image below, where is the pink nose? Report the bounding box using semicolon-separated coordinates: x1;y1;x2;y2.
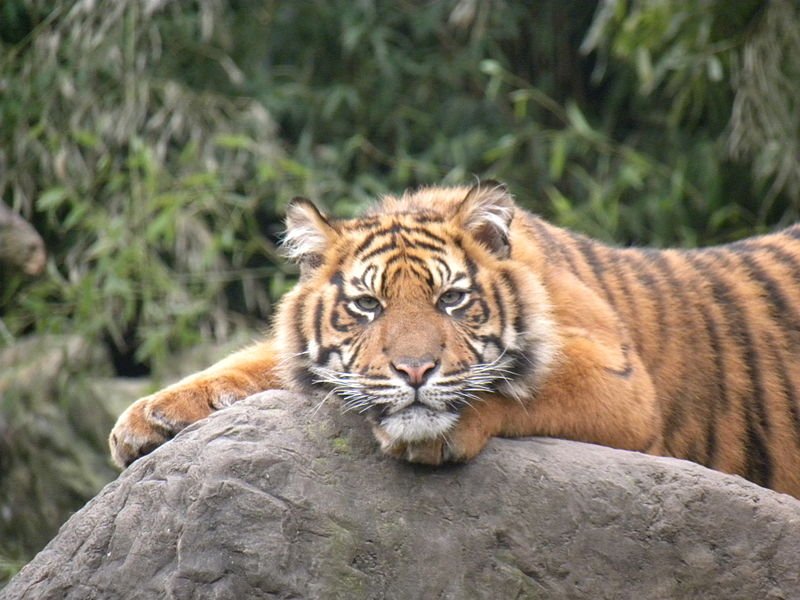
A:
391;358;437;388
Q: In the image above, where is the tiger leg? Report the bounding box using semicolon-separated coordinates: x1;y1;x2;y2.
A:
383;329;663;465
109;339;283;468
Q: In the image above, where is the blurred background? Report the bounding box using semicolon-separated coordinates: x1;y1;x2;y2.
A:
1;0;798;584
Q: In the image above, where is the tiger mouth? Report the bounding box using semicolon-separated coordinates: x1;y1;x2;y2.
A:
307;355;521;442
377;404;460;443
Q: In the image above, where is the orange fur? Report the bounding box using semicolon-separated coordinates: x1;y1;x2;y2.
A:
110;184;800;498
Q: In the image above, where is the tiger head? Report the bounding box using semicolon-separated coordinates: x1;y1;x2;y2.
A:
275;183;559;444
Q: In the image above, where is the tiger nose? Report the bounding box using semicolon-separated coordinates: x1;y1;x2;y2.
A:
391;357;438;388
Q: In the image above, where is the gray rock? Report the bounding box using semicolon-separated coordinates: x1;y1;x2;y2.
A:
0;200;45;275
4;390;800;599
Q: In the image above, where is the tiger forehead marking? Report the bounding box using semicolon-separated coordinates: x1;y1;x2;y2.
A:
344;215;467;297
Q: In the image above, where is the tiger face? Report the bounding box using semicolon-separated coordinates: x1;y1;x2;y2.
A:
276;184;559;445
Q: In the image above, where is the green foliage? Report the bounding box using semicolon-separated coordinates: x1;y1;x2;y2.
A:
583;0;800;228
3;0;799;366
1;0;798;362
0;0;300;365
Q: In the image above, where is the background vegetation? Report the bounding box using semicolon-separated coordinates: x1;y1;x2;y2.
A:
1;0;799;583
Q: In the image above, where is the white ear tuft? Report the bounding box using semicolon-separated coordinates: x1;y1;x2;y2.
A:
458;181;515;257
282;197;336;271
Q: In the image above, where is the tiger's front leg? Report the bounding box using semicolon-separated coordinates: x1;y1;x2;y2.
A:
109;340;283;467
376;329;663;465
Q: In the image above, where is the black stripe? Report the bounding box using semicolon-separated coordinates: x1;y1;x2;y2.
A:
292;289;310;356
744;416;772;488
342;303;371;324
529;217;581;273
571;232;617;308
721;249;796;323
726;242;800;445
458;297;490;327
746;242;800;277
292;365;315;392
379;266;391;299
640;249;694;437
764;331;800;446
499;270;525;335
411;213;445;224
645;249;712;455
430;255;452;283
343;336;364;370
354;231;378;255
462;339;482;362
382;253;405;271
464;255;478;279
401;253;433;268
354;216;383;226
491;281;507;336
313;297;324;348
627;249;670;361
408;239;446;254
405;261;435;289
329;270;344;287
360;241;396;261
450;270;468;283
684;251;772;487
609;252;643;352
729;250;800;348
441;367;470;378
317;345;343;368
697;301;724;465
363;264;378;290
408;227;447;245
604;344;633;378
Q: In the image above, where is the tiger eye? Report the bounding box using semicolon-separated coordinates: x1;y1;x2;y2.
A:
354;296;381;311
438;289;467;308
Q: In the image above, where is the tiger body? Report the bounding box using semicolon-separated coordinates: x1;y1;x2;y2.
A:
110;184;800;497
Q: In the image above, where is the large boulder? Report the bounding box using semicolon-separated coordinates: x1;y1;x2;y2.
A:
0;333;257;584
4;390;800;599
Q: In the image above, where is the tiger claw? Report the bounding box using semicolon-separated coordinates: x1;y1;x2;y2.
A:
109;396;172;468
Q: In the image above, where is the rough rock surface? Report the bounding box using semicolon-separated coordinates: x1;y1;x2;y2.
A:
0;200;46;275
4;390;800;599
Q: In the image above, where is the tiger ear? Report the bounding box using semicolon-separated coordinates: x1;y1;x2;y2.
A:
283;197;337;276
457;181;515;258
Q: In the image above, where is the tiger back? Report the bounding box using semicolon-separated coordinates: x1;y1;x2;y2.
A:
528;218;800;493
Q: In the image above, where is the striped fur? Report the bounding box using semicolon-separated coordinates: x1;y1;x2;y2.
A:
110;184;800;498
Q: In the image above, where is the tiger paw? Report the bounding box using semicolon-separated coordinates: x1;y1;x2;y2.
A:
383;437;447;465
372;422;490;466
109;377;251;468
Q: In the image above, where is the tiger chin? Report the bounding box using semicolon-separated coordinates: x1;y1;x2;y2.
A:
110;182;800;499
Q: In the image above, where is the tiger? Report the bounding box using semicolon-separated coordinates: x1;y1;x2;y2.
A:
109;182;800;498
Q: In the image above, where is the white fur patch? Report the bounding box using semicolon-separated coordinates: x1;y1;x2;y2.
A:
380;406;459;443
281;199;333;261
462;183;514;237
281;222;328;261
